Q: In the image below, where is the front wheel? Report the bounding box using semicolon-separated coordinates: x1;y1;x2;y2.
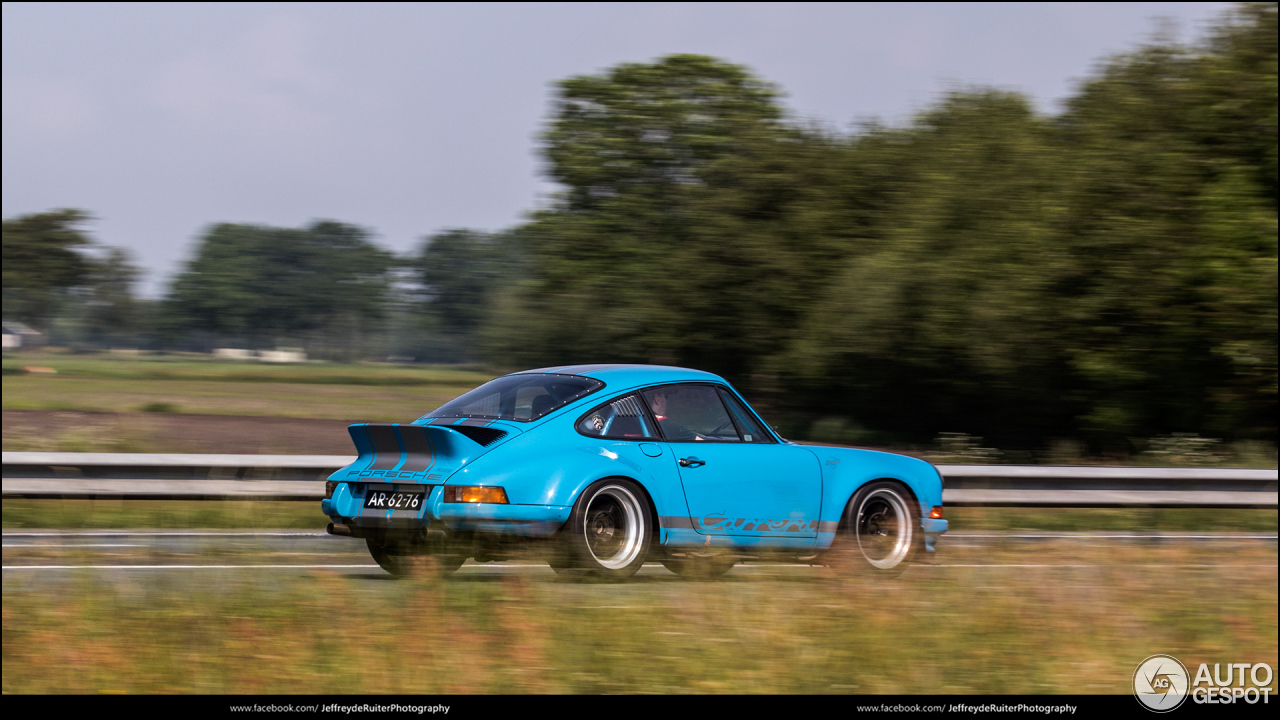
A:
833;481;919;576
562;478;652;579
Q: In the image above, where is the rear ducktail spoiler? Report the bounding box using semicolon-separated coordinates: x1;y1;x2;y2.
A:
335;422;509;484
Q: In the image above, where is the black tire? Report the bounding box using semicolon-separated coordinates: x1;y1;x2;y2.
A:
831;481;920;577
660;553;735;579
366;532;465;578
562;478;653;580
547;538;580;575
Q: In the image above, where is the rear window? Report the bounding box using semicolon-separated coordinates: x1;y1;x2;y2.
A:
423;373;604;422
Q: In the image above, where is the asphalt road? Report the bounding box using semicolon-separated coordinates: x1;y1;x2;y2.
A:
3;530;1275;578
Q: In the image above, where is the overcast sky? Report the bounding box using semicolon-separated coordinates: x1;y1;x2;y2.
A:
3;2;1231;296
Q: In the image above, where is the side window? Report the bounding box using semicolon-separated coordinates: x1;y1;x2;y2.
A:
576;394;658;439
640;384;741;442
717;388;774;443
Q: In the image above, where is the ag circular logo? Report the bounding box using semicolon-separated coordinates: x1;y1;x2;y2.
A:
1134;654;1190;712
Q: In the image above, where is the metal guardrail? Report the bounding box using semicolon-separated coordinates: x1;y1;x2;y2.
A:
937;464;1277;507
2;452;1277;507
2;452;348;501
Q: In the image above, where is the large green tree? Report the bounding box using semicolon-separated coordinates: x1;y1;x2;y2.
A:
784;91;1071;441
489;55;852;379
782;5;1277;444
1048;3;1277;440
485;5;1275;445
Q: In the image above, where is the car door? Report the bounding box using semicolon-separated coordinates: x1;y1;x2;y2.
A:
639;383;822;538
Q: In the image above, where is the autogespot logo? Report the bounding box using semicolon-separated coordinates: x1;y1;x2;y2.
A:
1134;654;1190;712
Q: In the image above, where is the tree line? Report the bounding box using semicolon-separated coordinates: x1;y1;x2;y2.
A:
3;3;1275;447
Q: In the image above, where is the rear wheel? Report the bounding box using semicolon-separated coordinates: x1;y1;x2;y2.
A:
832;481;919;576
561;478;652;580
547;539;579;575
366;531;465;578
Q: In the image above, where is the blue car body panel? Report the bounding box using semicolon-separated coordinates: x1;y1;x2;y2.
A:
323;364;948;551
810;446;947;549
675;443;823;537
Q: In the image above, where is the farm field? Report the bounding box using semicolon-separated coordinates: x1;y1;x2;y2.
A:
2;354;495;386
2;355;497;451
2;355;492;424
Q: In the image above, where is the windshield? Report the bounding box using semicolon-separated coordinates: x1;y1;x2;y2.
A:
423;373;604;423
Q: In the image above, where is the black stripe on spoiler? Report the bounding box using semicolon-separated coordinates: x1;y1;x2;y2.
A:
365;425;401;470
399;426;436;473
355;423;508;476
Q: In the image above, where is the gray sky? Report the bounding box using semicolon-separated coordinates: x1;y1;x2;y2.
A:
3;2;1230;297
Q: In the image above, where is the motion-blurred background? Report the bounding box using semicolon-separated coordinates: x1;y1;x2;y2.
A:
2;3;1275;695
4;3;1274;460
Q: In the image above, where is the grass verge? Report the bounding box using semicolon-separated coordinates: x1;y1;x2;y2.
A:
4;500;1275;532
945;507;1278;533
2;500;329;530
3;545;1275;693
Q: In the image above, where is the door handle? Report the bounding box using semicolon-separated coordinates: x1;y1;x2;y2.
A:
679;456;706;468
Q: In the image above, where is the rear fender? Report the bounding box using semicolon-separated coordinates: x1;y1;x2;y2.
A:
449;419;688;519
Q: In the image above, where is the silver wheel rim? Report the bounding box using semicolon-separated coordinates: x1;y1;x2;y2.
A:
583;484;645;570
855;488;912;569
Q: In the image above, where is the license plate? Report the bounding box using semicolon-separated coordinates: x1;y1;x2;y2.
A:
363;486;426;511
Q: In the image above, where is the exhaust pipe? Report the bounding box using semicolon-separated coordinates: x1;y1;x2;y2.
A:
327;522;354;537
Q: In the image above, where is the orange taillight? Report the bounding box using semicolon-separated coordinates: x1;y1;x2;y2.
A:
443;486;509;504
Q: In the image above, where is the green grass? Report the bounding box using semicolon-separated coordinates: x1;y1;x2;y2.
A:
2;354;494;422
3;547;1275;693
946;507;1279;533
2;353;494;386
2;376;478;421
2;500;329;530
2;418;156;453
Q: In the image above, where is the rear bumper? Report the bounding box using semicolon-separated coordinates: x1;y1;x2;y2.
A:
921;517;948;554
436;502;571;537
323;480;569;537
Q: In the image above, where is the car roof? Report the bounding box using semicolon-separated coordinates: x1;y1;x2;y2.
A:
513;364;726;389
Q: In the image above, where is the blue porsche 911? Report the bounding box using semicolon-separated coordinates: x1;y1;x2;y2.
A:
321;364;947;578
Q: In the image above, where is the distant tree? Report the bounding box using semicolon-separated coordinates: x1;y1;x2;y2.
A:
81;247;143;344
416;229;508;338
1;209;94;330
166;221;395;351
